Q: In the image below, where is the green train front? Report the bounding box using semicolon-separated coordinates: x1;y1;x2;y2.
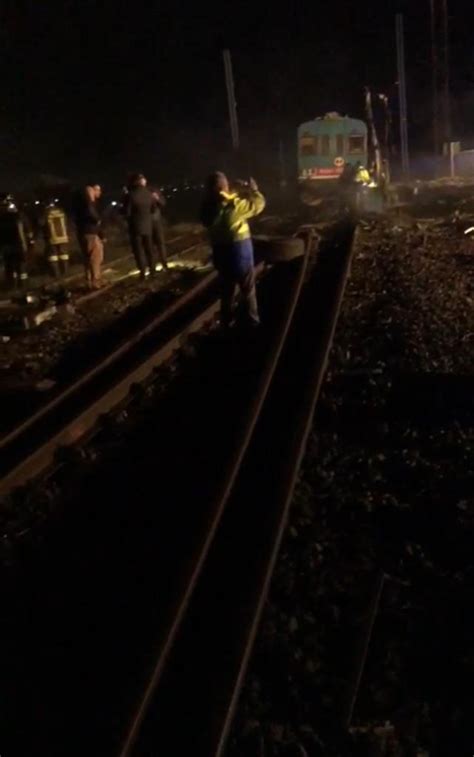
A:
297;112;368;184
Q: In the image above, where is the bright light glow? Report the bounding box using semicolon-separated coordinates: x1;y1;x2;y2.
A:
8;203;15;210
55;198;59;203
464;227;474;235
111;201;118;206
172;187;178;192
35;200;40;205
127;260;209;278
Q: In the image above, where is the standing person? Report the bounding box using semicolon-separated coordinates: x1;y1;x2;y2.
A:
338;162;357;214
38;199;70;279
200;172;265;328
0;193;34;288
73;184;104;289
123;173;156;279
150;186;169;271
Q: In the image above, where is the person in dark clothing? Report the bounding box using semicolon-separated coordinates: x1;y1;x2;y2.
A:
73;184;104;289
338;162;357;214
123;174;156;279
150;187;169;271
0;193;34;288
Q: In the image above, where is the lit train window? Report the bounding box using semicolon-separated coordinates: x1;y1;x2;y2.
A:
336;134;344;154
321;135;330;156
300;135;317;156
348;135;365;153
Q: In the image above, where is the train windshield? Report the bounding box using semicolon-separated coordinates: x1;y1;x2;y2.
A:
300;135;317;155
348;135;365;153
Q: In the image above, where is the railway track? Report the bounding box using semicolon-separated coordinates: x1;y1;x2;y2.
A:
121;221;358;757
12;230;207;304
0;231;210;445
70;231;208;305
0;220;357;757
0;268;220;497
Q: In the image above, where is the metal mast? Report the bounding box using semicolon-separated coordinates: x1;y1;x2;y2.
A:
430;0;451;152
396;14;410;177
223;49;240;150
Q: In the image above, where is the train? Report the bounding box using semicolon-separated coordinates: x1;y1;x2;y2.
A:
297;112;368;184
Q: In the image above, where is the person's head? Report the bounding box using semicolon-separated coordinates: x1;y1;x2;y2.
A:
0;192;14;206
86;184;101;201
130;173;147;187
205;171;229;196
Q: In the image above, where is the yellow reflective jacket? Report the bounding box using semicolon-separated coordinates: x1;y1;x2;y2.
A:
355;167;371;184
206;190;266;245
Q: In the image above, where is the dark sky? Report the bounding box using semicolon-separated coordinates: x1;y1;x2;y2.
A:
1;0;473;190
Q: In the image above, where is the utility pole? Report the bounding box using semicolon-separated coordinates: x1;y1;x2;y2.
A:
441;0;451;144
430;0;451;153
396;14;410;178
223;49;239;150
365;87;382;181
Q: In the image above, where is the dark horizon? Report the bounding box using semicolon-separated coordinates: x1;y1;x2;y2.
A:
1;0;474;192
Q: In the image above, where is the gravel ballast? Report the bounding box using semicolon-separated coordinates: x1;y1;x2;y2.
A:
229;213;474;756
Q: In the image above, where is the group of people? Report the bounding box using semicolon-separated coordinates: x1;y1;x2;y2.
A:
0;173;169;290
0;169;266;331
73;174;169;289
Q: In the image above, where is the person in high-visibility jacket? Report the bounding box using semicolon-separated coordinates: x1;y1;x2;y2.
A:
200;172;265;328
354;162;371;185
0;193;34;288
39;200;70;278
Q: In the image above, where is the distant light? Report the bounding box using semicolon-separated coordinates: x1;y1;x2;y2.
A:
8;203;15;210
111;201;118;207
55;198;59;203
35;200;40;205
172;187;178;192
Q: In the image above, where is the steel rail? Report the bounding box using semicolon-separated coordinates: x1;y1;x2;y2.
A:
118;242;313;757
73;239;208;305
126;223;358;757
214;224;359;756
0;270;219;497
36;232;200;292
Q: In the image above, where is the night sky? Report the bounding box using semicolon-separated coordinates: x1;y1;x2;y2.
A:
1;1;473;191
